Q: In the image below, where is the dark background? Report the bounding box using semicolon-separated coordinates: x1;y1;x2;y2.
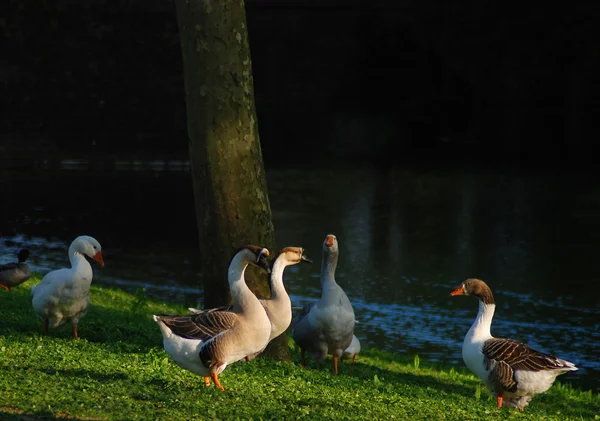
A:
2;0;600;169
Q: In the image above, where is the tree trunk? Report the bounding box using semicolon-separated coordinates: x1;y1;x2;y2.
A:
175;0;289;360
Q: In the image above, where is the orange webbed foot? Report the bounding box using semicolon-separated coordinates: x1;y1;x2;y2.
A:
211;372;225;391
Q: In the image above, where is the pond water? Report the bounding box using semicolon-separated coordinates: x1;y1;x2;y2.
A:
1;160;599;392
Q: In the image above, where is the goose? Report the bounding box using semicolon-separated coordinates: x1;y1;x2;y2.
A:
0;249;31;291
342;334;361;365
293;304;361;366
188;246;313;361
292;234;356;374
450;278;578;411
153;245;272;391
31;236;104;339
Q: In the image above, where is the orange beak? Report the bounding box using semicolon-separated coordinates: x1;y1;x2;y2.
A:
450;285;464;296
93;251;105;267
326;235;335;247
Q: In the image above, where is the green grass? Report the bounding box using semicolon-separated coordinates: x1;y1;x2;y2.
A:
1;276;598;420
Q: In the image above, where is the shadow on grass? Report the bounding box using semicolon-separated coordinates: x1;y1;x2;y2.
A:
36;367;130;382
0;406;103;421
0;283;164;353
533;388;600;419
286;351;600;419
290;354;475;398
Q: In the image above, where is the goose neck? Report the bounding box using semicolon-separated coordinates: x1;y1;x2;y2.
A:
320;255;338;287
467;301;495;341
68;246;91;271
269;257;287;299
228;253;255;312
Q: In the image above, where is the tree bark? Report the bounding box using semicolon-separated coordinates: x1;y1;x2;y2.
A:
175;0;288;359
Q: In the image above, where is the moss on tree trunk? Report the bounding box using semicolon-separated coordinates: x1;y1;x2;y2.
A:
175;0;288;359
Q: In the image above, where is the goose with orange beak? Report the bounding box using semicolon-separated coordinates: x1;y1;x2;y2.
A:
292;234;356;374
450;278;578;411
31;235;104;339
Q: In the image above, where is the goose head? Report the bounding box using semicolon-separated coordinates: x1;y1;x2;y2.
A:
276;247;313;267
71;236;105;267
323;234;338;252
238;245;271;274
17;249;30;263
322;234;339;267
450;278;495;305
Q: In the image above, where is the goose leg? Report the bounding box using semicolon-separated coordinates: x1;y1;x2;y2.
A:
496;395;503;408
210;372;225;391
72;323;79;340
203;376;211;387
333;355;339;374
245;356;250;362
0;284;9;291
300;349;306;367
351;353;357;365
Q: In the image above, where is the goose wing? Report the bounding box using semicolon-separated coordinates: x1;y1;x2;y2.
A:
155;310;238;341
484;337;574;392
189;305;233;314
292;302;314;325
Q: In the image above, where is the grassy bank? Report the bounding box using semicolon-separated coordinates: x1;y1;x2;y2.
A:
1;276;597;420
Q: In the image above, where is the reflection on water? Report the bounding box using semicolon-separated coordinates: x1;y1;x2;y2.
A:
1;161;599;392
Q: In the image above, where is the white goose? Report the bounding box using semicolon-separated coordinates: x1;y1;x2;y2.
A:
450;278;578;411
292;234;356;374
31;236;104;339
153;245;272;391
189;246;313;361
342;334;361;365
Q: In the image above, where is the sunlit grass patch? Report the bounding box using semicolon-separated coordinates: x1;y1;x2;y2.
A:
0;276;597;420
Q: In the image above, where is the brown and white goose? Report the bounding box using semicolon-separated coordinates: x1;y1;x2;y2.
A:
188;246;312;361
292;234;356;374
450;278;578;411
31;236;104;339
153;245;272;391
0;249;31;291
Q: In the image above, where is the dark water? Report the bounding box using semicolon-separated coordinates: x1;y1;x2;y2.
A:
1;161;599;392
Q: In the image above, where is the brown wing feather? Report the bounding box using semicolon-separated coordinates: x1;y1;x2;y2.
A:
195;305;234;313
199;333;228;369
156;311;238;340
484;337;570;372
487;359;518;392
